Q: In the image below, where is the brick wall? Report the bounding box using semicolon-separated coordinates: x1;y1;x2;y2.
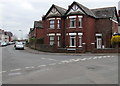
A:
95;19;112;48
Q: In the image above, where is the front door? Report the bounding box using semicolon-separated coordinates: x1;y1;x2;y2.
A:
97;38;102;49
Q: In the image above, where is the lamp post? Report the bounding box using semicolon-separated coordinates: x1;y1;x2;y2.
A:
19;30;23;40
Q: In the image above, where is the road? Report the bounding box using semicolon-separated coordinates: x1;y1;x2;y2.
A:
1;45;118;84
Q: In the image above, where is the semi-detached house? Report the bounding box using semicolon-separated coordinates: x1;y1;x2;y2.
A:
30;1;119;52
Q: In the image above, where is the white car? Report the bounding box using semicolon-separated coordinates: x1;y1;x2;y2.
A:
14;42;24;50
0;42;7;47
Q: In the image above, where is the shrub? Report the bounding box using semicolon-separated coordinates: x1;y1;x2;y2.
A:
111;35;120;47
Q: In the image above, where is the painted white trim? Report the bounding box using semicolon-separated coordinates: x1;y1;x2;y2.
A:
66;33;69;35
48;33;55;36
110;18;118;23
97;38;102;49
96;34;102;36
56;18;61;20
69;33;76;36
69;16;77;18
82;43;86;45
67;48;76;50
69;46;76;48
78;33;83;35
48;18;55;20
78;46;82;47
69;27;76;28
78;16;83;18
56;33;61;36
91;43;95;44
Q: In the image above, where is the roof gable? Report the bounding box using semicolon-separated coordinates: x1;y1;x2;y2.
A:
44;4;67;19
65;1;95;17
66;4;85;15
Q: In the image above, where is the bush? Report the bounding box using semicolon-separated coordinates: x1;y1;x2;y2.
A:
111;35;120;47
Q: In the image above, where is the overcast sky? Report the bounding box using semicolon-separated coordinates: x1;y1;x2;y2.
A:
0;0;119;39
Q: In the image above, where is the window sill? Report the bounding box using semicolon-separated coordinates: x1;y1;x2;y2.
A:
79;27;83;28
69;27;76;28
69;46;76;47
49;28;54;29
78;46;82;47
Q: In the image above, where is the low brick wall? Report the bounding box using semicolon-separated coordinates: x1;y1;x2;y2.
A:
27;43;120;53
56;48;86;53
92;48;120;53
28;43;55;52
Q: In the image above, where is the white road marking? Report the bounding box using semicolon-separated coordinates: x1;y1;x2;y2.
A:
10;68;21;72
98;56;102;59
107;56;111;58
49;59;57;61
103;56;107;58
25;66;34;69
80;58;87;61
61;60;70;63
86;57;92;60
69;59;76;62
93;57;98;59
48;63;56;66
8;72;22;76
2;71;6;73
73;59;80;62
38;65;46;67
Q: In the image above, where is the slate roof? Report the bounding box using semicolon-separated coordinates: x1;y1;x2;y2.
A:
43;1;118;20
91;7;116;18
34;21;43;28
75;2;96;17
54;5;67;16
43;4;67;19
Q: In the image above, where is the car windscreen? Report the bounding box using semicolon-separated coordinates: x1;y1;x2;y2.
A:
16;42;23;45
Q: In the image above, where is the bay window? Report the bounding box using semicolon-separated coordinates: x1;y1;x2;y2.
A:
49;36;54;45
57;36;60;47
70;35;76;47
49;20;54;29
70;18;76;28
78;17;82;28
79;35;82;47
57;20;60;29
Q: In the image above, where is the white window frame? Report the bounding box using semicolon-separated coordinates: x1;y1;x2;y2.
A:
97;37;102;49
49;36;54;45
57;36;60;47
57;20;60;29
78;16;83;28
69;16;76;28
79;35;82;47
49;20;55;29
70;35;76;47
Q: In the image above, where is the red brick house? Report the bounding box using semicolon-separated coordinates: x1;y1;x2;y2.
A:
29;1;119;52
29;21;44;39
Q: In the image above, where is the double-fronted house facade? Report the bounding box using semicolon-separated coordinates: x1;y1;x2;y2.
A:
29;1;118;52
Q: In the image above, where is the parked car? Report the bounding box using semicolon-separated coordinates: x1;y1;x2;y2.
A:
14;42;24;50
8;42;14;45
0;42;7;47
